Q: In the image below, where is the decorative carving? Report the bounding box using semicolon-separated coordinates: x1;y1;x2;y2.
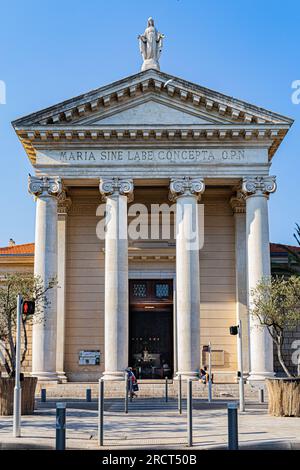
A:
138;17;164;71
169;177;205;201
57;190;72;215
242;176;277;197
28;175;62;198
230;189;246;214
99;178;134;202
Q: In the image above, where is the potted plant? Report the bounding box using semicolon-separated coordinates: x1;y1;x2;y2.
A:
0;272;56;415
251;275;300;416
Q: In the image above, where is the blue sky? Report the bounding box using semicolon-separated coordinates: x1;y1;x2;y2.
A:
0;0;299;246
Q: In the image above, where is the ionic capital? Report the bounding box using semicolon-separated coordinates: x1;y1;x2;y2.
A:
169;177;205;202
230;189;246;214
57;190;72;215
242;176;277;198
28;175;62;198
99;177;134;202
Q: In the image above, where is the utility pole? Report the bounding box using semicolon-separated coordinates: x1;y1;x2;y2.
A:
13;294;22;437
208;341;212;403
238;320;245;412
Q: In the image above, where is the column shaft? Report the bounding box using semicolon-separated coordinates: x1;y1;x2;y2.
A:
170;177;205;379
231;193;250;375
176;196;200;377
29;176;62;381
100;178;133;380
56;192;71;383
242;176;276;381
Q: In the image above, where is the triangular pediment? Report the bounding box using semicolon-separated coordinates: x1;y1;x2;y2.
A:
12;69;293;128
84;97;218;126
12;69;293;164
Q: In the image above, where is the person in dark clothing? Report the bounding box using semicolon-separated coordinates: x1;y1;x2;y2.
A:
125;367;139;398
200;366;209;384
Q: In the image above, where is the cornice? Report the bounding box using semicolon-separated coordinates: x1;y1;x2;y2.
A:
12;70;293;128
16;124;288;165
12;69;293;166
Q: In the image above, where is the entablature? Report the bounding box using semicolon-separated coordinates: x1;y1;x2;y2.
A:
12;69;293;166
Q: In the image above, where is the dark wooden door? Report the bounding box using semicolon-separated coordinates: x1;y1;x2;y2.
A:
129;279;173;379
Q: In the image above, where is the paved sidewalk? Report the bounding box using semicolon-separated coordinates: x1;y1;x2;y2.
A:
0;398;299;450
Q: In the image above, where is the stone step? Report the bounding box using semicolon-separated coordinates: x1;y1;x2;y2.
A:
36;381;266;400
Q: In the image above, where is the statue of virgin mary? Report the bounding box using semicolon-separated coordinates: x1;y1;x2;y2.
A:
138;18;164;71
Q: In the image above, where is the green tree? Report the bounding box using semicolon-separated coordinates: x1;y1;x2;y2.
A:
250;275;300;377
0;273;56;377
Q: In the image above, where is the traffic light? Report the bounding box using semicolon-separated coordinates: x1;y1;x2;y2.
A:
22;300;35;316
229;325;239;335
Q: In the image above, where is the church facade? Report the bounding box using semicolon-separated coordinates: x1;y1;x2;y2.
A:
12;23;293;383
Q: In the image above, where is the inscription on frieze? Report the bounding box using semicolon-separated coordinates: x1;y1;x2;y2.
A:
36;148;267;166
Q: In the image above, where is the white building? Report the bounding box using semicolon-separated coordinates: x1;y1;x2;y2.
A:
12;20;293;384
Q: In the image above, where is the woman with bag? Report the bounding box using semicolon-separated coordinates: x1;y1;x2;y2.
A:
125;367;139;399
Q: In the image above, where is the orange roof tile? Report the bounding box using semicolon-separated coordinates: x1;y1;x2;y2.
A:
0;243;35;255
270;243;300;254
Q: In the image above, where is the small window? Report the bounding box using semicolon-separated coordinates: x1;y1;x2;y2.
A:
133;282;147;298
155;283;169;299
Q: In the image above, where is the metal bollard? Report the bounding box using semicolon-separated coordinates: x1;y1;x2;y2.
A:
98;379;104;446
258;388;264;403
187;379;193;447
227;402;239;450
165;377;168;403
41;388;46;403
125;373;129;414
178;374;182;414
208;377;212;403
129;378;133;403
56;403;66;450
86;388;92;402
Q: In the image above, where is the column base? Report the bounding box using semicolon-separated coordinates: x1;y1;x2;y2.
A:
102;371;125;381
31;371;59;382
56;371;68;384
176;371;199;381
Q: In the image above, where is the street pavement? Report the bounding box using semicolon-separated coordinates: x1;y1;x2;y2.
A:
0;398;299;450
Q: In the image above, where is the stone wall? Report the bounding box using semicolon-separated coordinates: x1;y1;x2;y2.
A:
64;186;239;382
65;188;104;381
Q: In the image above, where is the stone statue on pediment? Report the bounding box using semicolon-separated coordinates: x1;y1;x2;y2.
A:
138;17;164;71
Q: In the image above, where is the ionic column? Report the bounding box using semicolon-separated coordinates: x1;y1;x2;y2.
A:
230;190;250;375
56;191;72;383
99;178;134;380
169;177;205;380
28;175;62;381
242;176;277;381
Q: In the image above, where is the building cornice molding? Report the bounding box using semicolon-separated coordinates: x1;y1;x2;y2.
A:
16;124;287;165
12;70;293;128
13;69;293;166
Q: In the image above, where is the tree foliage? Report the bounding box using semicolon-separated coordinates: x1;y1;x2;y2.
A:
251;275;300;377
277;223;300;275
0;272;56;377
